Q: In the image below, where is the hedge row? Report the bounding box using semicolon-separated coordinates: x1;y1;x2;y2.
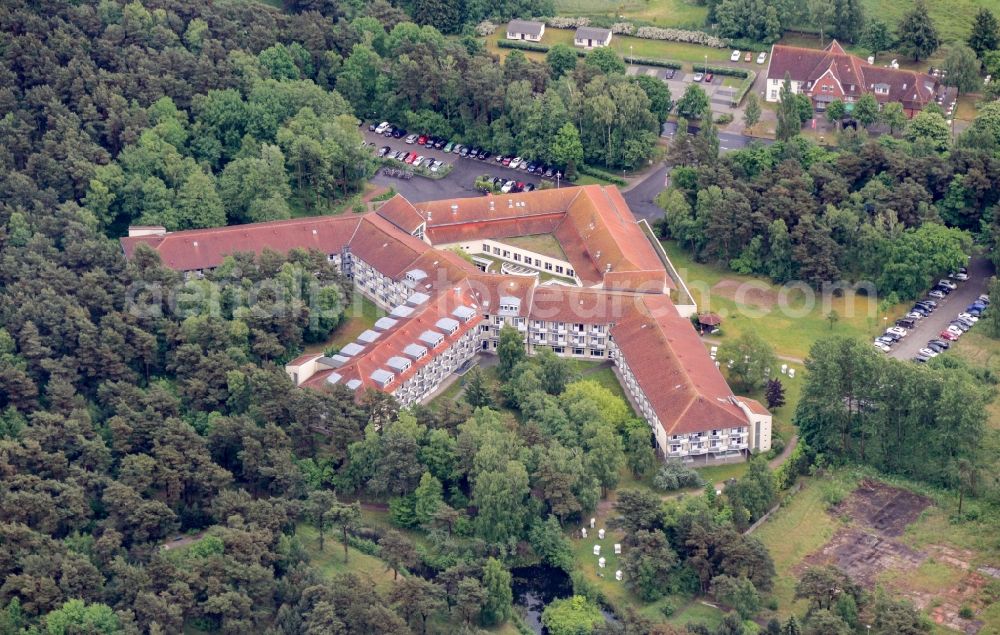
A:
578;164;627;186
730;70;757;107
497;39;550;53
497;39;682;70
699;64;750;78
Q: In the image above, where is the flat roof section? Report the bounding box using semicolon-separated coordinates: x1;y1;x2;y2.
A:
497;234;566;261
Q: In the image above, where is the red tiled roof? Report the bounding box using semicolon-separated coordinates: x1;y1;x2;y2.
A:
611;295;748;435
120;215;362;271
376;195;425;235
463;272;537;316
302;288;482;395
739;397;771;417
767;41;937;109
425;214;565;245
347;215;432;280
529;286;644;324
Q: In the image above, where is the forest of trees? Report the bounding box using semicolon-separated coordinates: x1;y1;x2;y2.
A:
659;121;1000;300
796;337;996;493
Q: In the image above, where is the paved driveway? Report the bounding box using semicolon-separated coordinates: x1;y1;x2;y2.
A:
887;256;993;360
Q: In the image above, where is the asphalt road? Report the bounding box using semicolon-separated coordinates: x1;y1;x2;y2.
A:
887;256;993;361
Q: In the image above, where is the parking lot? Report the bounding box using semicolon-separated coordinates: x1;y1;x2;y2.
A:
364;128;545;203
886;256;993;361
625;64;741;115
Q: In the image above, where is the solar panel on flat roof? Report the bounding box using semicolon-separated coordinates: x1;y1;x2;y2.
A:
420;330;444;346
374;316;399;331
435;317;460;332
386;356;411;372
357;329;381;343
340;342;365;357
391;305;416;318
407;292;430;306
403;343;428;359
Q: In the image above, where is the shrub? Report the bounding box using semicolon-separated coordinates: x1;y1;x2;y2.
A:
611;22;635;35
959;605;974;619
634;25;727;48
544;16;592;29
476;20;497;36
715;113;734;125
577;164;627;186
654;459;705;491
660;600;677;617
497;39;550;53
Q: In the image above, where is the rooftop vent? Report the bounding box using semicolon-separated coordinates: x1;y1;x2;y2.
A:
451;204;458;215
374;316;399;331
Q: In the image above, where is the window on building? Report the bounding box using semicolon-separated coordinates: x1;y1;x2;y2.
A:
555;266;564;274
553;347;564;353
590;349;603;357
573;348;584;355
534;259;541;266
502;250;510;258
483;243;490;251
769;90;777;100
567;269;574;277
493;247;500;255
545;263;552;271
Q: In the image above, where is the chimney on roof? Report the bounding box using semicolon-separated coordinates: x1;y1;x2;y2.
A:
427;210;432;222
508;199;513;208
451;204;458;216
606;263;612;273
489;200;495;211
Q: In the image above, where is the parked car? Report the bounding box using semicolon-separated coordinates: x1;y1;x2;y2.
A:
950;271;969;281
443;142;454;153
509;157;522;169
491;177;503;187
914;354;930;363
392;127;406;138
501;180;515;193
955;317;976;329
480;150;491;160
452;144;464;154
378;146;391;157
926;341;946;353
692;72;704;82
887;326;908;337
905;312;924;320
704;73;714;83
374;121;390;134
928;339;950;350
412;155;425;166
978;294;990;304
730;50;741;62
918;298;938;307
876;336;895;346
459;146;471;157
430;160;443;173
896;318;916;329
946;324;964;335
873;341;891;352
957;312;979;322
544;167;555;178
405;154;418;164
938;279;957;290
434;138;447;149
918;347;939;358
399;152;412;162
744;51;752;62
502;156;512;166
405;134;418;144
881;331;901;342
939;330;959;341
757;51;767;64
928;290;946;299
416;135;427;145
495;154;506;163
524;183;535;192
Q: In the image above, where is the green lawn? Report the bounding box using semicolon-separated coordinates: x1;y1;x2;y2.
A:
305;293;383;355
498;233;567;260
555;0;709;29
297;523;397;594
486;25;732;67
952;330;1000;431
661;239;909;360
753;473;858;617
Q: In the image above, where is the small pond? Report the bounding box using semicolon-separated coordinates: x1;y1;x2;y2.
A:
511;564;615;634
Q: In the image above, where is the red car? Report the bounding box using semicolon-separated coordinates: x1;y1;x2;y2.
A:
939;330;959;341
417;134;428;145
405;153;418;164
704;73;714;83
502;156;512;166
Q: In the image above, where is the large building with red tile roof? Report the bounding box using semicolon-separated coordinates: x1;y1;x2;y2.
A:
765;40;942;116
120;186;770;461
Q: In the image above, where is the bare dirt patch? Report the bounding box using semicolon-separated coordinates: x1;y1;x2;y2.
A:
799;480;988;634
834;478;932;537
710;279;778;310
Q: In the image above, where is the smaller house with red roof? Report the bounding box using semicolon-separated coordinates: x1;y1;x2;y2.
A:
765;40;940;116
